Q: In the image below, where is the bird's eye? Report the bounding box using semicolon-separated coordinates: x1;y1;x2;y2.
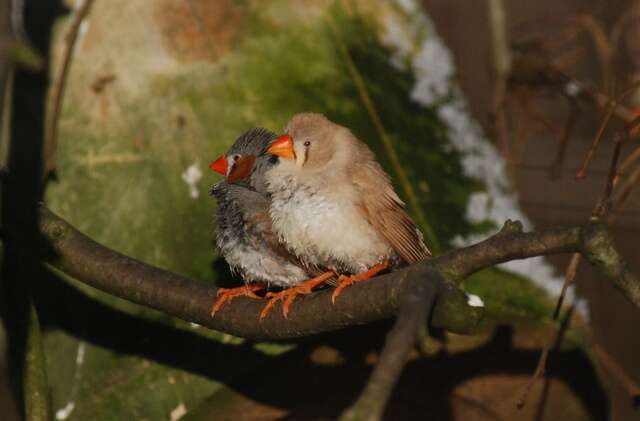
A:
303;141;311;147
233;155;240;161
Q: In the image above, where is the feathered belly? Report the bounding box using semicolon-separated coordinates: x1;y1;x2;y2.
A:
270;186;394;273
217;230;308;287
213;187;308;287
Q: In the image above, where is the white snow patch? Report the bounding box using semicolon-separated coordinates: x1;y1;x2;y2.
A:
181;162;203;199
170;403;187;421
380;13;412;70
465;192;490;224
467;293;485;307
381;0;588;319
410;37;455;105
55;402;75;420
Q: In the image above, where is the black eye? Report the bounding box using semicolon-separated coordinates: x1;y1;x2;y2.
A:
233;155;240;161
303;141;311;147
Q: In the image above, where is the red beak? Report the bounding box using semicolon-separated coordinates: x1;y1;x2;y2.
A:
209;155;227;175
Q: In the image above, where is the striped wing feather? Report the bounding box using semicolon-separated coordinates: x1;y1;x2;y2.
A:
349;142;431;264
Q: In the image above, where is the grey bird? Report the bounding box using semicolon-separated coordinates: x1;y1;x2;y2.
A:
265;113;431;301
209;128;333;317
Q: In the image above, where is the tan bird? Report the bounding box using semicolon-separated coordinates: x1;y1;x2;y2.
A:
209;128;334;319
265;113;431;301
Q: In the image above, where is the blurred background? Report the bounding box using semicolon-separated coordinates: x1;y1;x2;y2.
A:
1;0;639;420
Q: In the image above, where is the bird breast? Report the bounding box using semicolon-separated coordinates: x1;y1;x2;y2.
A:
268;175;394;273
214;184;309;287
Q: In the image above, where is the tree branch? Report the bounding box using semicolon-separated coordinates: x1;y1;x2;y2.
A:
31;206;640;341
340;269;443;421
44;0;95;179
580;222;640;306
35;206;479;339
434;220;580;280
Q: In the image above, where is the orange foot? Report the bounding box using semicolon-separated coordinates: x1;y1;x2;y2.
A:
331;260;391;304
210;283;266;317
260;272;335;320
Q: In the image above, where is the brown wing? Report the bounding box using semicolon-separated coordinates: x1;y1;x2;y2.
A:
349;141;431;264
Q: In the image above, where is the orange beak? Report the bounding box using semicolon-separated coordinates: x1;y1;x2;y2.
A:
209;155;227;175
267;134;295;160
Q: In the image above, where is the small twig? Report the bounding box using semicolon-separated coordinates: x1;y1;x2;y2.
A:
44;0;95;180
610;1;640;96
606;116;640;223
592;133;625;219
576;82;640;180
576;101;616;179
546;71;637;124
571;15;612;92
556;253;581;318
593;343;640;407
517;253;580;409
487;0;513;159
531;305;575;419
617;144;640;182
518;344;549;409
340;270;442;421
521;117;639;408
549;99;580;179
610;164;640;224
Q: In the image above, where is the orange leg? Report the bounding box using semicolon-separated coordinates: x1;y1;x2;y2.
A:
331;260;391;304
210;283;266;317
260;271;335;320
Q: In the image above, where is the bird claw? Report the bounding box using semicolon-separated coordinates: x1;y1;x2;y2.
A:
331;275;354;304
210;283;266;317
259;285;311;320
259;271;335;320
331;261;391;304
259;293;283;320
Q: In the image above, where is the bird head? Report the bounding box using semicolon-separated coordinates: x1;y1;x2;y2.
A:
267;113;337;169
209;153;257;183
209;128;276;183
